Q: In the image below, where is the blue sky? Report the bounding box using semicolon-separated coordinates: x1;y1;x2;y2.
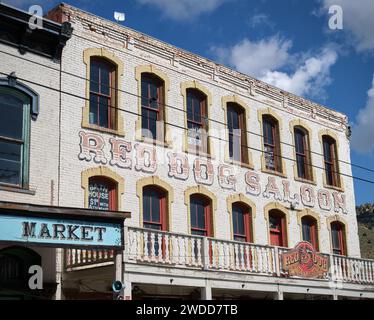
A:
7;0;374;205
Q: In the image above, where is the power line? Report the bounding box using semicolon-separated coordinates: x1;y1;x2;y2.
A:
1;47;371;174
1;70;373;186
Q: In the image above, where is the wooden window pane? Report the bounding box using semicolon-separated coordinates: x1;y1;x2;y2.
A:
0;93;24;140
0;140;22;185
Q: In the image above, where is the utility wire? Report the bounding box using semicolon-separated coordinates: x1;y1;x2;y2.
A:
1;47;372;174
1;70;373;185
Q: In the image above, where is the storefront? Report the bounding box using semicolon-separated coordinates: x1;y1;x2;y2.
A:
0;201;129;299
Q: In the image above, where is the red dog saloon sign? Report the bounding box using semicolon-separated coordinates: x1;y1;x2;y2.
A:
281;242;329;278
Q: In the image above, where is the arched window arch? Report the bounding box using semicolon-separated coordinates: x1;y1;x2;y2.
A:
89;57;117;129
0;77;38;188
268;209;288;247
294;126;313;181
88;176;117;211
227;102;248;164
142;185;168;231
322;135;340;188
190;194;213;237
330;221;346;255
0;246;41;289
141;73;165;142
186;88;209;155
262;114;282;173
232;202;252;242
301;215;319;250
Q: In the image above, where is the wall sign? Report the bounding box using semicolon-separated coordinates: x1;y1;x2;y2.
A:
89;182;110;210
0;213;123;248
281;241;329;279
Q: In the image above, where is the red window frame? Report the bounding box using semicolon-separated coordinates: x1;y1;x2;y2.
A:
142;186;168;231
294;127;312;181
323;136;340;187
89;57;116;129
232;202;252;243
141;73;165;141
301;216;319;250
269;210;287;247
187;89;208;154
88;176;117;211
331;222;346;256
263;115;282;173
227;103;248;164
190;194;212;237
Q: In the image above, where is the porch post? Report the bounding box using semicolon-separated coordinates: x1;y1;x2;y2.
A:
201;286;212;300
114;249;123;282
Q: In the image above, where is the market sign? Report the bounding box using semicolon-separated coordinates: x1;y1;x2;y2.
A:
281;241;329;279
0;214;123;248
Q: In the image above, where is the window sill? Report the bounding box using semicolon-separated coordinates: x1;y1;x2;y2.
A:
294;177;317;186
323;184;344;193
0;184;36;195
137;137;172;149
261;168;287;179
81;123;125;137
226;159;254;170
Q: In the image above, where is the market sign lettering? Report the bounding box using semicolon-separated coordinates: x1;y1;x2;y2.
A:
281;242;329;278
0;214;122;248
78;131;348;215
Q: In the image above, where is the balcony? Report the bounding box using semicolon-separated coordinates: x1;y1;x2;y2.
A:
65;226;374;286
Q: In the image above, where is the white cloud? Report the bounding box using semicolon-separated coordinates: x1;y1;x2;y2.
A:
321;0;374;52
248;13;273;28
211;36;338;98
135;0;230;20
351;75;374;154
261;48;337;97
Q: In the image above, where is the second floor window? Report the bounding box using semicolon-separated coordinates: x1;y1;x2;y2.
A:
0;86;31;188
269;209;287;247
294;127;312;181
263;115;282;173
227;103;248;164
88;176;117;211
331;221;346;256
187;89;208;154
301;216;319;250
190;194;212;237
141;73;165;141
322;136;340;187
89;58;116;129
143;186;168;231
232;202;252;242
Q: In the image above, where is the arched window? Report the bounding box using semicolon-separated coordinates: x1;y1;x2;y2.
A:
294;126;312;181
0;246;41;290
190;194;212;236
0;85;34;188
268;209;287;247
88;176;117;211
227;103;248;164
143;185;168;231
187;89;208;154
331;221;346;255
141;73;165;142
322;135;340;187
232;202;252;242
301;216;319;250
263;115;282;173
89;57;116;129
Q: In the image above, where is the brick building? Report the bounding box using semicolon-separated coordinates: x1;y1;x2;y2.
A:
0;2;373;300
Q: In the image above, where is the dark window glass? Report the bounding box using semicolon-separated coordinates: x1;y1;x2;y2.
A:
88;177;116;211
89;58;116;129
190;195;211;236
331;222;345;255
227;103;247;163
232;203;251;242
141;74;164;141
263;116;281;172
295;128;312;180
323;136;339;187
0;88;30;187
143;186;167;231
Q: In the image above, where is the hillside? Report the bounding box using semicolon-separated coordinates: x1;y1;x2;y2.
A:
356;204;374;259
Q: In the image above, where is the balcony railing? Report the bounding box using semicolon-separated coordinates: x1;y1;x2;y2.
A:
65;226;374;285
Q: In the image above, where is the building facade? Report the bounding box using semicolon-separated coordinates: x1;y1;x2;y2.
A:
0;2;373;300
